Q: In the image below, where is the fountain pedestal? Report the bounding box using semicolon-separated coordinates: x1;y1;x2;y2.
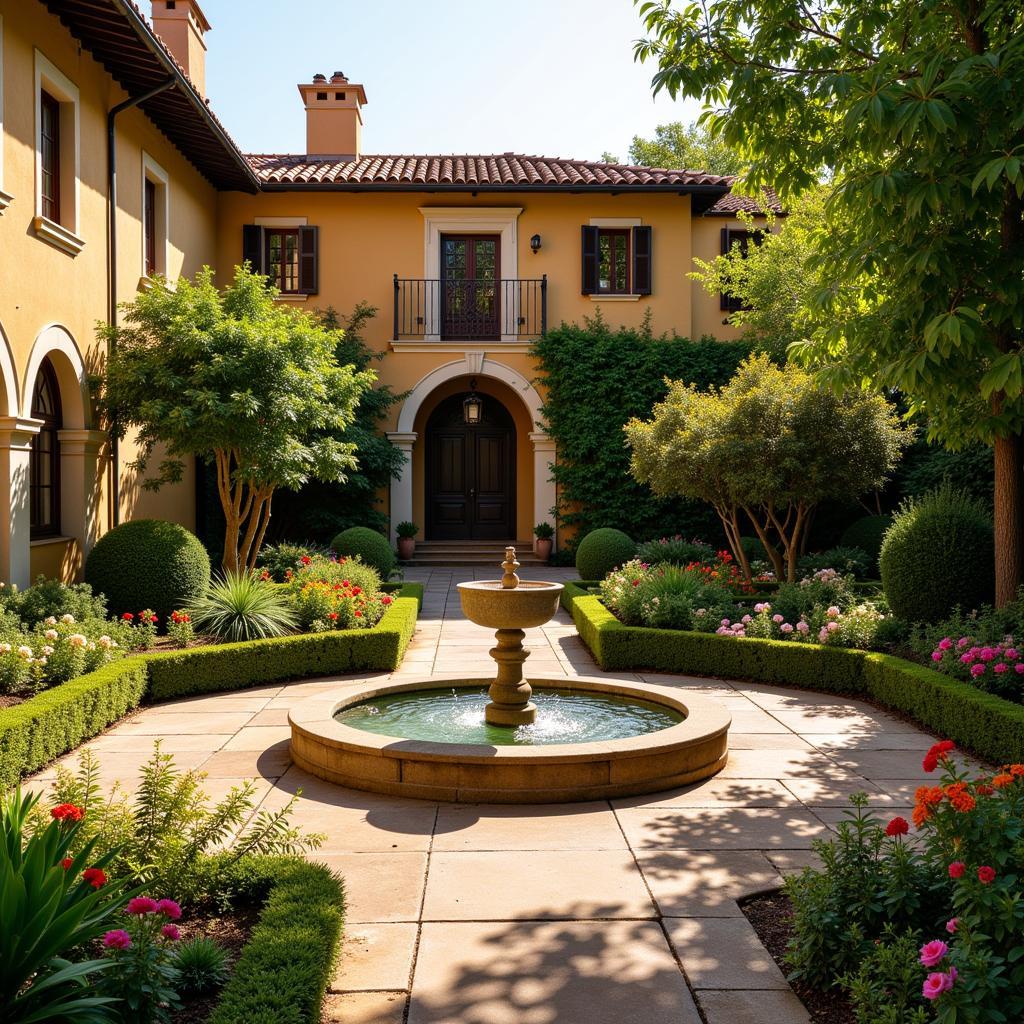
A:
486;627;536;726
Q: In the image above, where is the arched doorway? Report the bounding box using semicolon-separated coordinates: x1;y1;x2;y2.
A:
426;391;516;540
30;357;62;538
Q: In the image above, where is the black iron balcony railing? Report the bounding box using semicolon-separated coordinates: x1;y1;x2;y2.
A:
393;276;547;340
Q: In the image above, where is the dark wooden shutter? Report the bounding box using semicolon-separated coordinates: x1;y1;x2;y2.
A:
581;225;599;294
242;225;265;274
632;225;652;295
299;226;319;295
720;227;738;311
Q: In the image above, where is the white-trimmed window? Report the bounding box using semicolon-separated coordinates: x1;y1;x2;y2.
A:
0;16;11;212
33;50;82;255
141;152;169;279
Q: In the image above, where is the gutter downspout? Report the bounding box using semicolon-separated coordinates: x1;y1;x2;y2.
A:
106;78;174;528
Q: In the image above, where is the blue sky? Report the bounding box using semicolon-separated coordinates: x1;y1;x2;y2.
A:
197;0;702;160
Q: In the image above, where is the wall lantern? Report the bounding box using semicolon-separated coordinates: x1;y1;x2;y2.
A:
463;379;483;425
530;233;542;254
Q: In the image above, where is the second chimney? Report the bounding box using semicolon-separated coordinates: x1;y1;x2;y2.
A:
298;72;368;158
151;1;211;96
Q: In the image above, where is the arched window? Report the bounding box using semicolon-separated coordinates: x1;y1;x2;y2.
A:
30;357;62;538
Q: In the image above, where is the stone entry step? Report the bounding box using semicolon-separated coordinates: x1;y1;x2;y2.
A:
403;540;547;567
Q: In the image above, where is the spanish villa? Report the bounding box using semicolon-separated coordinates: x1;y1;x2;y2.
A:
0;0;777;587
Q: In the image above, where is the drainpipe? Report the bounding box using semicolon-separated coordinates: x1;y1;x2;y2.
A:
106;78;175;528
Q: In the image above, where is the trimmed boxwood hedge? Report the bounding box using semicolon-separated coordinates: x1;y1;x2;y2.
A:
209;857;344;1024
0;584;423;790
561;582;1024;764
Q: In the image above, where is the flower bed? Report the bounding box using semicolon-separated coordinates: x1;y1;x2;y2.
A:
562;582;1024;765
0;585;421;791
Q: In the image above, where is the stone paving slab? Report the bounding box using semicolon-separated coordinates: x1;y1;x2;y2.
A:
24;564;948;1024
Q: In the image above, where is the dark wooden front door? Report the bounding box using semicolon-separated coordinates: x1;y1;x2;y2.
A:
426;392;515;540
441;234;500;339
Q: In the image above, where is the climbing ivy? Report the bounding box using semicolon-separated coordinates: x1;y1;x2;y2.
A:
532;314;751;545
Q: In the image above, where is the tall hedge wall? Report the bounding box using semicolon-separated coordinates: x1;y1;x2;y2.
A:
532;318;751;540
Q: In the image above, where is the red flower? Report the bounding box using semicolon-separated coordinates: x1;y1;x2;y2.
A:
354;610;362;617
122;612;134;621
923;740;956;773
51;803;84;822
978;865;996;884
352;586;362;595
82;867;107;889
60;857;73;870
885;816;909;837
381;595;393;605
148;613;158;623
327;612;338;621
300;555;312;565
948;861;966;879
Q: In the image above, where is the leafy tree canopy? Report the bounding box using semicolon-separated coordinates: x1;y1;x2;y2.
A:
634;0;1024;600
625;354;912;580
602;120;745;174
99;266;373;572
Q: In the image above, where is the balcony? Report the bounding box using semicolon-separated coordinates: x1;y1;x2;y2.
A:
394;276;547;341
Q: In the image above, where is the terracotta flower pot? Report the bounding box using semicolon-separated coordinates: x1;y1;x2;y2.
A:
534;537;553;562
397;537;416;560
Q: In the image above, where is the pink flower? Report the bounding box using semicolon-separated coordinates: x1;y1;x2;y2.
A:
938;637;953;650
796;621;809;634
161;923;181;941
994;663;1009;674
932;651;943;662
156;899;181;920
780;623;794;634
956;637;970;649
826;621;839;633
980;647;996;661
721;618;731;627
103;929;132;950
960;652;975;664
1006;648;1019;659
826;606;840;618
946;918;958;934
922;971;954;1001
948;861;965;879
1016;663;1024;674
978;865;996;884
741;615;752;624
919;940;948;967
772;614;784;624
970;663;986;677
126;896;159;915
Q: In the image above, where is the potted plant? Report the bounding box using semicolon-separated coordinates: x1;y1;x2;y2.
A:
396;521;419;560
533;522;554;561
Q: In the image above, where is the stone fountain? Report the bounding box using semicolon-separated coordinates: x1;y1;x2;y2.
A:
455;546;563;727
289;549;731;803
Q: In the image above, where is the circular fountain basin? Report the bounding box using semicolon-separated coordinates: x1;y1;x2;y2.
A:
289;676;730;803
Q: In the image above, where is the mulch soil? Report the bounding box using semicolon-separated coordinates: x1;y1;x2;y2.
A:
171;905;259;1023
742;891;856;1024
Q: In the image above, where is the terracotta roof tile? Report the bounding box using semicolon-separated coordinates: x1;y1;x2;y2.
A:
247;153;740;190
705;188;783;215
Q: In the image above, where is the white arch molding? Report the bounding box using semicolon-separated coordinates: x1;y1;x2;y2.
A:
0;318;34;586
12;324;106;585
387;356;557;547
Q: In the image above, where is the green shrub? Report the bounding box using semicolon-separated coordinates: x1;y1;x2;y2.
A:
146;593;419;701
256;543;326;583
188;572;298;642
0;659;148;791
796;546;871;579
575;528;636;580
208;857;344;1024
841;515;894;573
600;560;736;630
880;487;994;623
5;577;108;628
842;926;929;1024
738;535;767;563
634;536;716;566
85;520;210;625
173;937;230;995
330;526;395;578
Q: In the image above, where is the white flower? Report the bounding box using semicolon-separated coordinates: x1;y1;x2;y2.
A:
0;643;11;654
87;641;96;651
41;645;54;656
35;656;47;666
60;613;75;624
44;616;57;626
17;645;33;659
67;633;88;648
44;629;58;641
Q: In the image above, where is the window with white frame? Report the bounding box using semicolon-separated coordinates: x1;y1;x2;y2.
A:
141;153;169;279
33;50;82;255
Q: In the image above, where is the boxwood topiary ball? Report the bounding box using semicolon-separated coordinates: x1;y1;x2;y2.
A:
85;519;210;625
879;488;994;623
331;526;395;578
575;528;637;581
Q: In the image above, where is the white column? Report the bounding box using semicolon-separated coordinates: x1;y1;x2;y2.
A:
58;429;106;559
529;430;558;551
386;431;417;544
0;417;43;588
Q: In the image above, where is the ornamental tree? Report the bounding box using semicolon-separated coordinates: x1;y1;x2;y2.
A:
99;266;373;573
634;0;1024;602
602;121;746;174
625;354;911;581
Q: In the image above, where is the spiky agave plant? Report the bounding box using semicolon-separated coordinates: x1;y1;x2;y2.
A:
187;571;298;642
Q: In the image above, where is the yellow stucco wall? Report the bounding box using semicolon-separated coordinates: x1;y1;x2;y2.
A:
0;2;217;580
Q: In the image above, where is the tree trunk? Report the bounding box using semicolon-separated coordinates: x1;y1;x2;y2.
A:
716;504;753;583
993;432;1024;606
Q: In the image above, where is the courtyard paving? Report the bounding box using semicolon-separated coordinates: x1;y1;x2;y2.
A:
29;566;974;1024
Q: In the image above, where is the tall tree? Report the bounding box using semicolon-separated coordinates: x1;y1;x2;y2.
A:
635;0;1024;603
603;121;745;174
100;266;372;573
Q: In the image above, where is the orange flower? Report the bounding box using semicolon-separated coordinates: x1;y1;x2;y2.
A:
949;792;976;813
922;786;944;806
912;803;932;828
1009;764;1024;777
992;773;1015;789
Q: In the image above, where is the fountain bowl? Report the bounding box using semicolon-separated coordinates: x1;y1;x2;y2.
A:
456;579;564;629
288;676;730;804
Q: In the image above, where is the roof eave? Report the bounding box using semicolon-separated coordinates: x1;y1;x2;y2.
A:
257;181;733;195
